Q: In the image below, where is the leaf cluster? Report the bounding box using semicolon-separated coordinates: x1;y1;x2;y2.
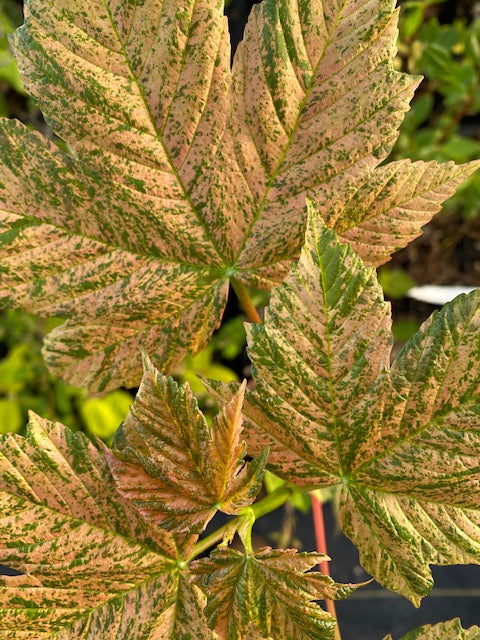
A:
0;1;479;639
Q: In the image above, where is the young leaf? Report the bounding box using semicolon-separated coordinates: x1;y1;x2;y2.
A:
0;0;475;390
105;359;267;534
0;414;213;638
382;618;480;639
218;204;480;605
192;547;357;640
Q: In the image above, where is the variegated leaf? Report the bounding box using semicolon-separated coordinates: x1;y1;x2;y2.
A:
192;547;357;640
0;414;214;639
0;0;476;389
316;158;480;266
219;206;480;605
382;618;480;640
105;359;267;534
225;0;479;283
0;0;233;392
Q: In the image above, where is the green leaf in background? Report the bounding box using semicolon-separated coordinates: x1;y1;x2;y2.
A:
391;318;421;343
264;470;311;514
378;269;416;299
0;397;21;434
79;389;132;441
0;2;23;97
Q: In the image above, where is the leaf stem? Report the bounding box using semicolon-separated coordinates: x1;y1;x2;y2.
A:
231;277;262;324
188;485;293;560
312;494;342;640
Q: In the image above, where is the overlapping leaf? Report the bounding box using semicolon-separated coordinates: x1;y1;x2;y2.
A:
0;414;215;638
383;619;480;640
192;547;357;640
105;359;266;534
212;204;480;605
0;0;475;390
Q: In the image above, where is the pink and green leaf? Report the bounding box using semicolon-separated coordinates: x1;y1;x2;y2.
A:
0;0;475;389
0;414;213;638
105;359;266;534
383;618;480;639
192;547;358;640
234;206;480;604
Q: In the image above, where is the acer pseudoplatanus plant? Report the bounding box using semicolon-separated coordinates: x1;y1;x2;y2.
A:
0;0;479;638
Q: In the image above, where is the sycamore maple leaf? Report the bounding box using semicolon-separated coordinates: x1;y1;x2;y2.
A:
382;619;480;640
0;0;476;390
210;203;480;606
104;358;267;534
192;547;358;640
0;414;216;639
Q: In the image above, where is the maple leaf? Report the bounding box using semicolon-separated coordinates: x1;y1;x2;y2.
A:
211;203;480;606
0;0;475;390
382;619;480;640
192;547;358;640
104;358;267;534
0;414;216;639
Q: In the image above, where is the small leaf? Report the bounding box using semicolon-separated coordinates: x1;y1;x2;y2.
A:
382;618;480;639
105;359;267;534
0;414;214;638
193;547;358;640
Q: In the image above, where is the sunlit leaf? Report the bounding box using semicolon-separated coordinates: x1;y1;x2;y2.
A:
214;205;480;605
0;414;214;638
0;0;475;389
383;618;480;639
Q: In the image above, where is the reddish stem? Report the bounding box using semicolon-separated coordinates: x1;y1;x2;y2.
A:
311;494;340;638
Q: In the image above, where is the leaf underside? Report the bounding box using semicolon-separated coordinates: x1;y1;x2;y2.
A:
105;359;266;534
0;0;475;389
192;547;358;640
0;414;216;639
212;205;480;605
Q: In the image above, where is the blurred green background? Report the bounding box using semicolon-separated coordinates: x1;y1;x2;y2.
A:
0;0;478;441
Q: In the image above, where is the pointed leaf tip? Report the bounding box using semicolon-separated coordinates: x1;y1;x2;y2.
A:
0;415;214;638
0;0;476;388
108;365;264;534
240;211;480;604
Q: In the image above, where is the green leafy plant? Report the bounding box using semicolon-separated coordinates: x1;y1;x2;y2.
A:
0;0;479;638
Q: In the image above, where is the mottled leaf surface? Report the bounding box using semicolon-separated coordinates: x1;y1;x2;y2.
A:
0;0;475;389
382;618;480;639
225;0;478;283
221;206;480;604
192;547;357;640
0;414;213;639
106;360;266;534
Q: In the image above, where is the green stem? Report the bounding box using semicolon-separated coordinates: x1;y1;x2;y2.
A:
188;485;293;561
231;277;262;324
